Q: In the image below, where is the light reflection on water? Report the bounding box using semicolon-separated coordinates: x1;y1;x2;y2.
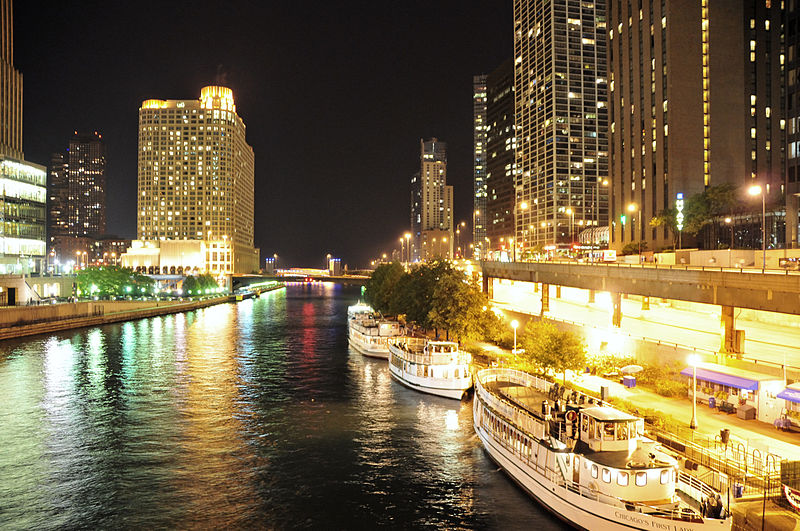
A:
0;284;559;529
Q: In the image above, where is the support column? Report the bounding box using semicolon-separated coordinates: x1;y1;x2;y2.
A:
588;289;595;303
720;305;743;355
483;275;492;299
641;296;650;310
612;292;622;328
541;283;550;315
555;285;562;298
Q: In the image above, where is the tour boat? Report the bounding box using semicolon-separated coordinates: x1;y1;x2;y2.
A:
348;316;404;359
473;368;731;530
387;338;472;400
347;302;373;323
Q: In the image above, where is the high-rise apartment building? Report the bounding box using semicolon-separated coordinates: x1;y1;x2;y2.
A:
410;138;453;261
473;75;487;259
786;2;800;248
608;0;784;251
0;0;46;274
513;0;609;254
124;85;258;275
485;59;516;257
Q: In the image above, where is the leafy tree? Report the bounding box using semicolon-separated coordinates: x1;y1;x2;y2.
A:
649;207;678;249
428;271;491;341
620;241;648;255
519;320;586;384
75;266;154;298
363;262;405;314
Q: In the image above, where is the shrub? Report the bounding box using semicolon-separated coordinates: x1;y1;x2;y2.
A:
655;380;687;398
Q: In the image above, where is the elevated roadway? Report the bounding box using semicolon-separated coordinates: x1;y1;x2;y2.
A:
482;261;800;316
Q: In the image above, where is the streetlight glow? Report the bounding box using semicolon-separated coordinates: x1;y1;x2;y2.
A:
688;354;700;430
510;319;519;354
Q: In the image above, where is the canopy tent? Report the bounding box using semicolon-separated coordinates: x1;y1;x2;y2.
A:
680;367;759;391
777;387;800;404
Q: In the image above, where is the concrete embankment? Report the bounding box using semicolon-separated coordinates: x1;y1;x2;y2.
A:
0;296;234;341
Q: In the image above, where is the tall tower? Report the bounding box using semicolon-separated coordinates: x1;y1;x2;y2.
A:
411;138;453;261
67;132;106;237
485;59;516;257
0;0;46;274
473;75;487;259
0;0;22;159
513;0;608;255
609;1;783;252
135;86;258;274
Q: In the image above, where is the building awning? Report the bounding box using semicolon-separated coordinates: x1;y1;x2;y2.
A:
680;367;759;391
777;388;800;404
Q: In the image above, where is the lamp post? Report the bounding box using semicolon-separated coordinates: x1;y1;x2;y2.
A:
627;203;640;258
509;237;515;262
748;185;766;269
399;237;405;264
565;208;574;253
724;217;734;250
404;232;411;264
473;209;480;259
688;354;700;430
511;319;519;355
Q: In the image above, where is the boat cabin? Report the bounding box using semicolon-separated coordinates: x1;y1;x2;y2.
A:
579;407;644;453
424;341;459;355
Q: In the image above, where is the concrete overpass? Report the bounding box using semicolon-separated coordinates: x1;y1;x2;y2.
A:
232;274;368;289
482;260;800;354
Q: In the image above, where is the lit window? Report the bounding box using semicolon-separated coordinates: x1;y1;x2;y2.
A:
591;464;599;479
636;472;647;486
660;469;670;485
617;472;629;486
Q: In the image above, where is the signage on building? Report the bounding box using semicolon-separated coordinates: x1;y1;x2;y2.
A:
676;193;685;231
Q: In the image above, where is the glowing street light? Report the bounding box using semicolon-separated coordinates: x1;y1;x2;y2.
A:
748;185;766;269
688;354;700;430
511;319;519;354
627;203;640;258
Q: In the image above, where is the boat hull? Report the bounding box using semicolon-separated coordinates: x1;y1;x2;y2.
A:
388;362;470;400
348;337;390;359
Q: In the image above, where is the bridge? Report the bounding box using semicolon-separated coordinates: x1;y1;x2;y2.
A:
232;273;368;290
481;260;800;354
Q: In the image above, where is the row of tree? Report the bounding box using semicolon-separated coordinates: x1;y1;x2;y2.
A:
182;274;220;295
364;261;587;379
75;266;155;298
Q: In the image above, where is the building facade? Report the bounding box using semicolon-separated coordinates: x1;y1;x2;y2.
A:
485;59;516;257
608;0;784;252
786;1;800;248
0;0;45;274
473;74;487;259
513;0;609;255
410;138;453;261
130;85;259;275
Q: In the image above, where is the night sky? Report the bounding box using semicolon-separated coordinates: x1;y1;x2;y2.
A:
15;1;512;268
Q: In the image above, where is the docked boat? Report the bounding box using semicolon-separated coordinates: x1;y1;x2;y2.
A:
347;302;373;324
348;316;404;359
388;338;472;400
473;368;731;530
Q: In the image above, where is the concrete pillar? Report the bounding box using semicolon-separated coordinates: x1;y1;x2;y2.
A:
588;289;595;303
612;292;622;328
541;283;550;314
556;285;562;298
641;296;650;311
720;305;743;355
534;282;539;293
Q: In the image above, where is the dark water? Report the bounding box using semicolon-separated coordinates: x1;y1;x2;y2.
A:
0;284;560;530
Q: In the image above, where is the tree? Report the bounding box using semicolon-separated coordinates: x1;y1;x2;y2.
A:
519;320;586;384
620;241;648;256
75;266;155;298
650;207;678;249
428;270;491;341
363;262;405;314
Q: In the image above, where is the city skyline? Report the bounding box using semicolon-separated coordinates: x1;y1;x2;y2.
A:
13;1;513;268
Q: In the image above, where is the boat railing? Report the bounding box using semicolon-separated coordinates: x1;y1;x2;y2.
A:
390;338;470;365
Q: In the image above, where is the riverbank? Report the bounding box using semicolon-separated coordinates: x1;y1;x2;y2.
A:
0;284;284;341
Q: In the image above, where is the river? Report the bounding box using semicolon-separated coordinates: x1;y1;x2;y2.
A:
0;283;560;529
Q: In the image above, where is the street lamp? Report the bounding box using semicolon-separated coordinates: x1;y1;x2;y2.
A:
748;185;766;269
688;354;700;429
511;319;519;354
627;203;640;258
399;237;405;264
724;217;734;250
404;232;411;264
565;208;574;249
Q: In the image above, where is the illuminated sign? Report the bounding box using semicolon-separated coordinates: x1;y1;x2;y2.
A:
676;193;684;231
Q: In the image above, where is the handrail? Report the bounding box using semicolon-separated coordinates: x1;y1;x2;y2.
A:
483;258;800;275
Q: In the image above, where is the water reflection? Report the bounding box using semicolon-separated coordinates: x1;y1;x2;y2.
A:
0;285;559;529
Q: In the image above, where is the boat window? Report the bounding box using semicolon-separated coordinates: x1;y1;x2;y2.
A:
635;472;647;486
581;414;588;432
617;472;629;486
602;468;611;483
603;422;615;441
660;469;670;485
588;418;596;437
617;423;628;440
591;464;598;479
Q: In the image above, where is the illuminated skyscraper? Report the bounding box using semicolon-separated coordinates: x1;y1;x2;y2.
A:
513;0;608;253
0;0;46;273
473;75;487;259
130;85;258;275
410;138;453;261
609;1;783;251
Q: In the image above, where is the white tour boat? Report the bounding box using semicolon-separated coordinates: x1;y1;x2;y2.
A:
388;338;472;400
348;316;404;359
347;302;373;324
473;368;731;530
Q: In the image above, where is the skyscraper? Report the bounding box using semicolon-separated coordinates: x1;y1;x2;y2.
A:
0;0;46;274
786;3;800;248
485;59;516;257
608;0;783;251
410;138;453;261
513;0;609;255
126;85;258;275
473;75;487;259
